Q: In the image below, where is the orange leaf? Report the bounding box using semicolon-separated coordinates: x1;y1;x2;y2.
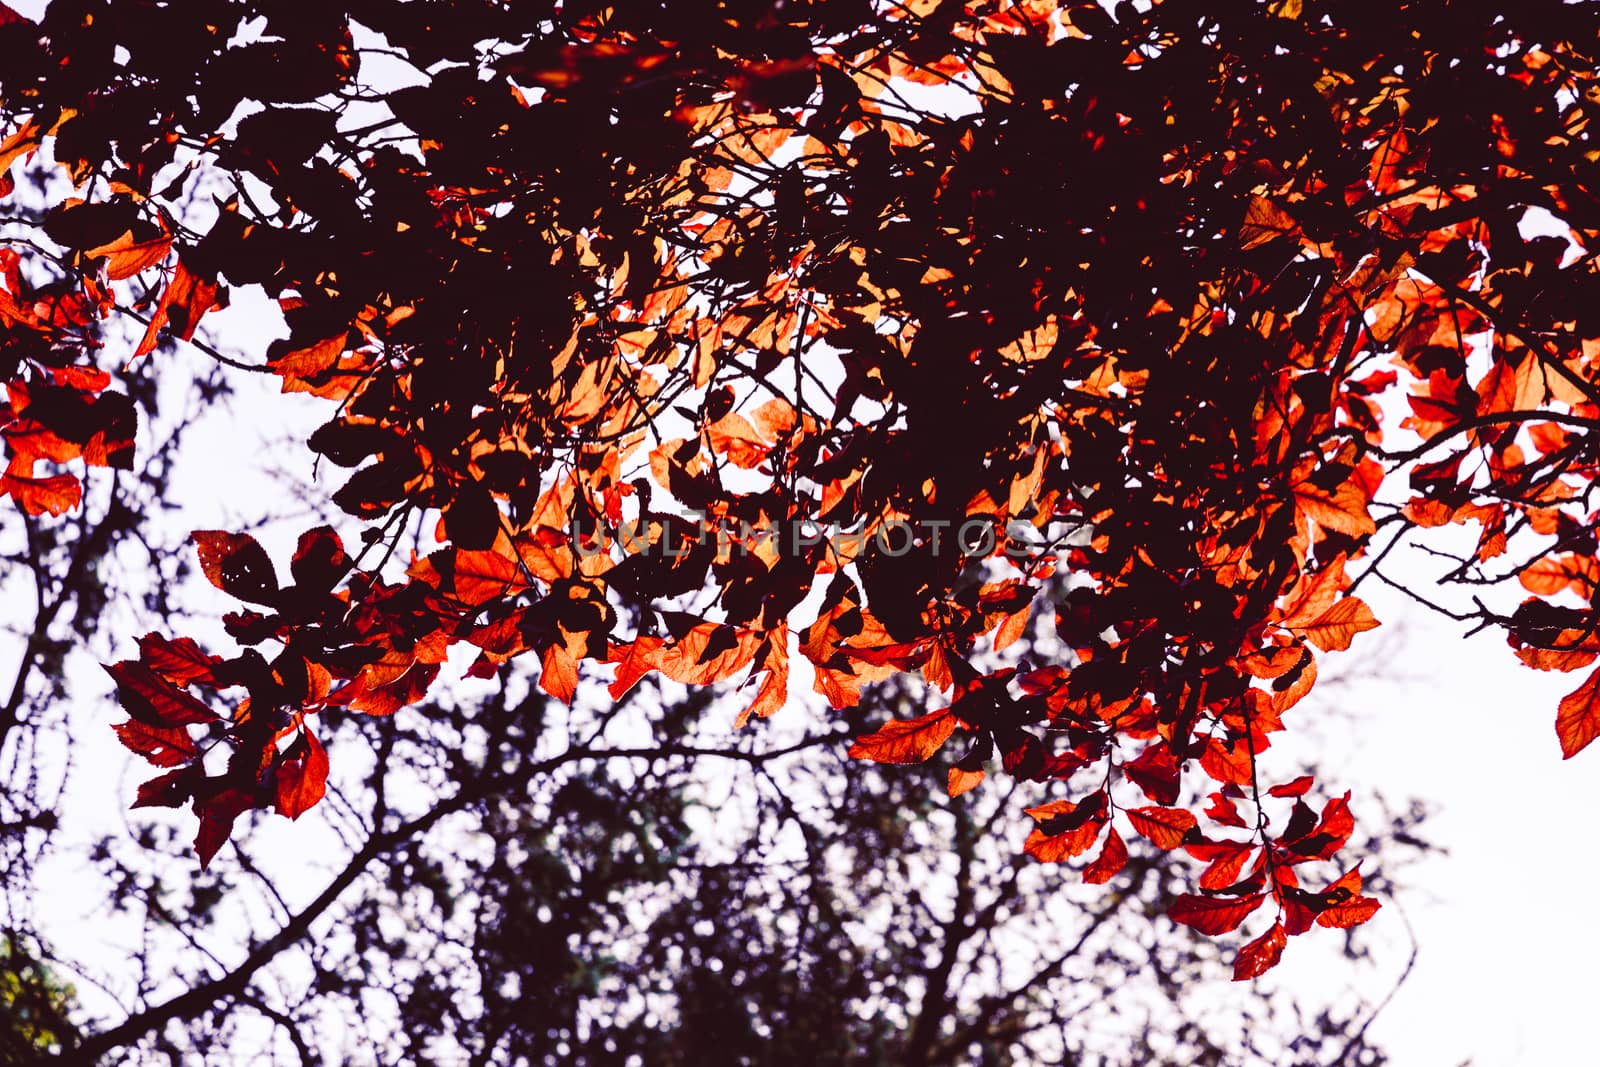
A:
1082;827;1127;884
1023;795;1109;863
1271;652;1318;715
0;472;81;515
1024;820;1105;863
0;119;43;196
1126;806;1197;850
705;411;770;468
748;397;798;440
1515;637;1600;673
268;333;350;391
1476;352;1546;416
1293;480;1376;538
87;230;172;280
1200;735;1258;787
135;260;222;357
993;604;1031;652
450;547;527;606
1519;556;1593;597
540;643;580;704
516;525;578;582
1297;597;1379;652
651;623;765;689
947;766;985;797
1556;665;1600;759
1232;921;1287;980
1278;555;1347;628
1238;196;1298;250
848;707;957;765
607;636;666;698
1241;643;1305;680
734;635;789;728
276;728;329;820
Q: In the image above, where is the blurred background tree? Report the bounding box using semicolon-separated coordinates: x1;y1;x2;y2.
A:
31;575;1426;1065
0;933;78;1062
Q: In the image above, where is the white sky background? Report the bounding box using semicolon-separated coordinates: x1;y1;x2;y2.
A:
1273;592;1587;1067
5;1;1598;1063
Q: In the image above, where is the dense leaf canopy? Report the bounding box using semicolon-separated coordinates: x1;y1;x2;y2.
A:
3;0;1599;993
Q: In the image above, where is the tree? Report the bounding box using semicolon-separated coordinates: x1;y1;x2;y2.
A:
36;601;1434;1065
0;933;80;1061
1;0;1597;1023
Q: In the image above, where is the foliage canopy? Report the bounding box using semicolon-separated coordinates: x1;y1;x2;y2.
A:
2;0;1598;1003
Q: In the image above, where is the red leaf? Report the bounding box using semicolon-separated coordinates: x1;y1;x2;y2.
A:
1082;827;1127;884
105;661;219;726
1168;893;1265;935
1193;841;1256;891
1309;791;1355;857
1023;795;1107;863
132;768;192;810
1317;896;1382;929
1267;774;1314;798
1204;791;1250;828
112;719;197;767
194;789;255;869
1126;806;1198;850
848;707;957;765
276;728;329;820
1123;741;1180;805
1232;921;1287;981
193;530;281;606
289;526;350;591
137;633;219;687
1556;664;1600;759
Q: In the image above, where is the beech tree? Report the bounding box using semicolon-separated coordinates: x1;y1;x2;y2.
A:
2;0;1598;1045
